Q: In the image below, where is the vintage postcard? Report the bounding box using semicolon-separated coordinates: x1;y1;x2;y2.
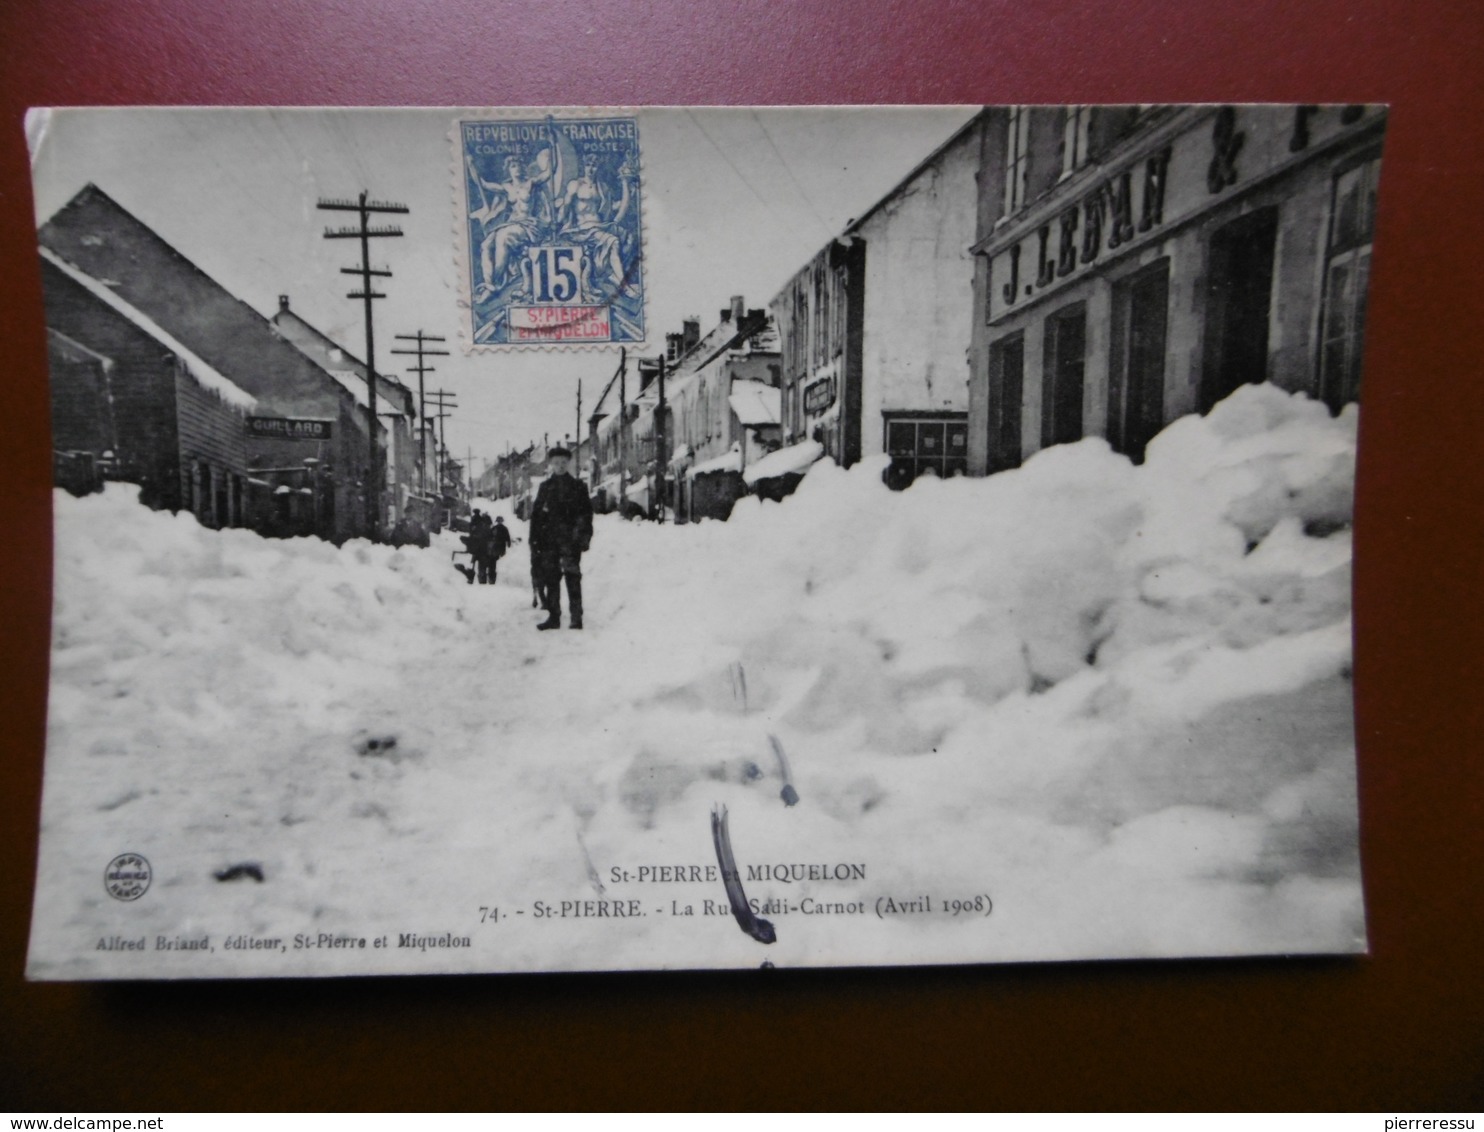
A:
26;105;1381;978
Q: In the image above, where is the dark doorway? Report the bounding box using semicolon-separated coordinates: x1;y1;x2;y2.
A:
987;332;1025;473
1201;207;1278;413
1041;302;1087;449
1110;259;1170;464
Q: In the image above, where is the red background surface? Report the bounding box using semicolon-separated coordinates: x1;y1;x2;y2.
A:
2;0;1481;1112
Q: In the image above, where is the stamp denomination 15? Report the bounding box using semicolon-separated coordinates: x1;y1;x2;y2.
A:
460;115;644;347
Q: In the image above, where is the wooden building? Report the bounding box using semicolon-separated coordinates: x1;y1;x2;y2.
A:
270;296;428;542
38;184;384;542
41;250;255;525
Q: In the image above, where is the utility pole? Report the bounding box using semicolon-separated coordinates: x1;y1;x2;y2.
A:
390;331;449;497
655;354;667;523
618;348;628;508
318;191;408;541
575;379;582;471
426;389;458;496
588;349;626;492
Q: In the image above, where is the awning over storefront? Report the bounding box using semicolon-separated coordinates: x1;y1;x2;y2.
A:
742;438;824;486
687;444;743;479
728;382;781;427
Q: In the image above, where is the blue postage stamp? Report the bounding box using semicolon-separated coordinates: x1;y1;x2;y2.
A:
459;114;644;347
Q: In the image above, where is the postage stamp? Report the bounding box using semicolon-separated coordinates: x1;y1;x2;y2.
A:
458;114;644;348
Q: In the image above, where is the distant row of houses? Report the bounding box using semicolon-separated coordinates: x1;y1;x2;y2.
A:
494;104;1383;522
40;185;459;543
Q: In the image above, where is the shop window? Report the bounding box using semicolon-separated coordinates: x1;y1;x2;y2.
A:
1201;206;1278;413
987;332;1025;473
1041;302;1087;449
1061;106;1092;179
1109;259;1170;464
883;415;968;489
1004;107;1030;216
1320;155;1381;411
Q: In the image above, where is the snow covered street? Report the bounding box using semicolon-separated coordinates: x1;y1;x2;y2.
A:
29;383;1364;977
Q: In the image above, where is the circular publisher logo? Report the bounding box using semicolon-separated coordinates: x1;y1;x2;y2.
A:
104;853;151;901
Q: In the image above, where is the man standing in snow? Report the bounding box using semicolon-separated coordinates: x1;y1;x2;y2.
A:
488;515;512;583
529;447;593;630
467;509;495;585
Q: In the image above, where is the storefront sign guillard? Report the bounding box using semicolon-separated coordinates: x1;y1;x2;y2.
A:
247;416;333;440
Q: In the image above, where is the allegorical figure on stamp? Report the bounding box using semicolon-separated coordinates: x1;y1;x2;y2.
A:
467;147;558;301
529;446;593;631
555;153;636;294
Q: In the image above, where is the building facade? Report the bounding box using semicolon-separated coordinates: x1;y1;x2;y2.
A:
42;253;256;526
271;296;425;539
39;184;385;542
587;298;775;518
771;111;988;487
968;104;1386;474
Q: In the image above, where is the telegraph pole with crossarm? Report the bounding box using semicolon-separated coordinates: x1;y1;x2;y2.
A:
318;191;408;540
390;331;450;497
426;389;458;496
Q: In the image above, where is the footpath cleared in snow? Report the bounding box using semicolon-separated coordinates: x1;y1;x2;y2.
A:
29;383;1363;977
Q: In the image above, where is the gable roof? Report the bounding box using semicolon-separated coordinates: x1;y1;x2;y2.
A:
271;303;415;417
40;246;256;409
38;184;355;420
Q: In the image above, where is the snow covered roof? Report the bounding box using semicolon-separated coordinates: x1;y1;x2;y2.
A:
742;438;824;485
688;444;743;479
272;304;415;415
38;186;359;418
729;382;781;427
325;369;406;417
39;247;257;410
743;318;780;354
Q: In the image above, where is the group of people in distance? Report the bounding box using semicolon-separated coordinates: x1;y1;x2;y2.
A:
458;509;511;585
457;445;593;632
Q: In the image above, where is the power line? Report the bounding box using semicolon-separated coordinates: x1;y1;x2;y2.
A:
684;109;776;216
319;191;409;540
751;109;832;237
390;330;449;497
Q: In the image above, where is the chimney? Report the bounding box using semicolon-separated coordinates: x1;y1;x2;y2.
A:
720;308;732;323
278;295;290;312
730;295;745;323
682;317;701;354
666;332;684;363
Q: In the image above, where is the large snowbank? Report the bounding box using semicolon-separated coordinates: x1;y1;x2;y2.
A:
30;384;1363;977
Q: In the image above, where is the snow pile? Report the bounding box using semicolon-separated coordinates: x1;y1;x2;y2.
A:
31;384;1363;977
